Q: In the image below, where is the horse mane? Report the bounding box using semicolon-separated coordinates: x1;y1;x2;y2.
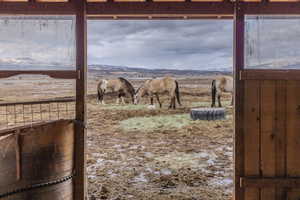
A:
135;85;142;94
117;77;135;94
97;79;104;89
220;77;227;85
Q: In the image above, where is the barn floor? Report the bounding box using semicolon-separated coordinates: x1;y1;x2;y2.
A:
86;94;233;200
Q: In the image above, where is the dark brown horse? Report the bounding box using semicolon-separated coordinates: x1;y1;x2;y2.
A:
97;77;135;105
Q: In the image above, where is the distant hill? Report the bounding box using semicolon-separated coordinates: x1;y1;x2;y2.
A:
0;63;233;77
88;64;232;77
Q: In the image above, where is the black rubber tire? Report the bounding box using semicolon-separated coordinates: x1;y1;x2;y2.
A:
190;108;226;121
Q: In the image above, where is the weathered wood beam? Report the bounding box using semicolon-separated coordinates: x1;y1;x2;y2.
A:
87;14;233;19
0;70;77;79
0;97;75;106
234;1;245;200
241;177;300;188
242;2;300;15
0;2;76;15
1;1;300;17
74;0;87;199
86;2;234;16
240;69;300;80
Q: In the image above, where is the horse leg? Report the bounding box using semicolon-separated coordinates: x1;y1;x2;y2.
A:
121;96;126;104
218;93;222;107
150;95;154;105
155;94;162;108
100;94;105;105
116;93;123;105
131;94;135;104
169;96;175;109
211;90;216;107
172;97;176;109
97;93;103;105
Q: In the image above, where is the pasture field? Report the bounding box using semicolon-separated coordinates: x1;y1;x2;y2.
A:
0;74;233;200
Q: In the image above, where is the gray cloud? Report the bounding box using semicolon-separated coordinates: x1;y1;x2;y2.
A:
87;20;233;70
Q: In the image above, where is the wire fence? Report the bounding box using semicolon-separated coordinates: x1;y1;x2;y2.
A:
0;98;75;130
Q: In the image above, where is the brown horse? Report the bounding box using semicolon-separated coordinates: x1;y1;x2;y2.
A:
134;77;181;109
211;76;233;107
97;77;135;105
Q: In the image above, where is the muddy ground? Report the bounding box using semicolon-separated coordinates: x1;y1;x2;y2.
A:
0;75;233;200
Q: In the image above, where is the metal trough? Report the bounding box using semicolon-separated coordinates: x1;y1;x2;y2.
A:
0;119;75;200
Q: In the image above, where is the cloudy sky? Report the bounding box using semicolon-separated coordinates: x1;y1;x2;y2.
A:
1;16;300;70
88;20;233;70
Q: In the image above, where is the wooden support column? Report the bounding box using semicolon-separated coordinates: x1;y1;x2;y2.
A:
74;0;87;199
234;1;245;200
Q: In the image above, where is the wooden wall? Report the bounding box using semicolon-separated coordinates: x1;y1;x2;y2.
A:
243;80;300;200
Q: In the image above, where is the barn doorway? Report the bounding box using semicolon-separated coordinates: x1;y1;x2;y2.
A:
86;20;234;199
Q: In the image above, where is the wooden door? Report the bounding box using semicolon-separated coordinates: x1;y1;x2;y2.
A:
239;69;300;200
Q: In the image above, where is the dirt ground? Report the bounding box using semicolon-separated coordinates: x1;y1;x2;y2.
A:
0;74;233;200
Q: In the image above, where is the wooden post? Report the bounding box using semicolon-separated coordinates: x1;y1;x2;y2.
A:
234;1;245;200
74;0;87;199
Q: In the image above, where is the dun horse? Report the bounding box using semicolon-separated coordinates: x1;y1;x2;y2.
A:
97;77;135;105
134;77;181;109
211;76;233;107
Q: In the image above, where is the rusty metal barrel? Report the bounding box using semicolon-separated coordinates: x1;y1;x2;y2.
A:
0;120;75;200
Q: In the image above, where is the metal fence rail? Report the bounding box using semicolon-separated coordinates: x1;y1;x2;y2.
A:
0;98;75;130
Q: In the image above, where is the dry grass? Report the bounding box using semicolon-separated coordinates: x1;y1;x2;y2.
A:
120;114;192;132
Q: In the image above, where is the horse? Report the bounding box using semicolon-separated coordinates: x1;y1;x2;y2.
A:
211;76;233;107
134;77;181;109
97;77;135;105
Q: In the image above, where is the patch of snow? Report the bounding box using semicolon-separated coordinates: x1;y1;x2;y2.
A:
208;177;233;187
160;168;172;175
147;105;156;109
132;173;148;183
144;152;154;158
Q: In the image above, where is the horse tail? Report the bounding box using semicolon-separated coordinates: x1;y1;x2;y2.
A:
175;80;181;106
97;81;104;102
211;79;217;107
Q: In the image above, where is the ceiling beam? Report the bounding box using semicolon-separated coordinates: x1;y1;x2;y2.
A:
242;2;300;15
86;2;234;17
0;2;76;15
1;1;300;16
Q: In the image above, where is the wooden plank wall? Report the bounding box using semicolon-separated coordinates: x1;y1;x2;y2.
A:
244;80;260;200
286;81;300;200
243;80;300;200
